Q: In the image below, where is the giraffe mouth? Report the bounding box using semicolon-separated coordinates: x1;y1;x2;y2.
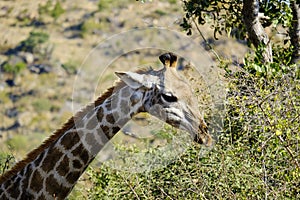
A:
179;119;212;146
152;107;212;146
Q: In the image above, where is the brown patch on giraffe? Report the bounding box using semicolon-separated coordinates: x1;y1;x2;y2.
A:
7;181;20;199
100;125;110;134
60;131;80;150
3;178;12;188
56;155;70;177
0;188;4;197
45;174;69;199
106;113;115;124
20;191;34;199
37;194;47;200
96;106;104;121
72;160;83;169
71;144;89;165
112;126;120;134
41;147;63;172
30;170;43;192
66;170;81;185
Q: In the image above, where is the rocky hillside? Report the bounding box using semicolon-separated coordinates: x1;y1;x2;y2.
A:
0;0;250;181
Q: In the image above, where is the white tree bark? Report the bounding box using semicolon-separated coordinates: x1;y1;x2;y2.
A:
242;0;273;63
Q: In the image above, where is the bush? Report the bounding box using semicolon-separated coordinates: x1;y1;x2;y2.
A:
32;98;52;113
2;61;26;75
38;0;65;21
19;31;49;53
61;61;78;75
97;0;114;11
86;64;299;199
50;1;65;20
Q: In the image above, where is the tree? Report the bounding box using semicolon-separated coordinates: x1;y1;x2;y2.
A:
181;0;299;65
290;1;300;63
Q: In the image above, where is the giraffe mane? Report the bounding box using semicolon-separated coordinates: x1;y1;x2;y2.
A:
0;67;156;184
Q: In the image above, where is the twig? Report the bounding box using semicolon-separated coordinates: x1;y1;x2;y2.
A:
261;148;268;200
121;175;140;200
2;155;14;174
257;102;300;169
159;187;174;200
191;17;221;62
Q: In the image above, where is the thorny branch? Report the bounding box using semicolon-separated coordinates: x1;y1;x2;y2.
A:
256;99;300;169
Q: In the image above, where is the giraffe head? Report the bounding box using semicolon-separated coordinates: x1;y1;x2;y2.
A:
115;53;212;146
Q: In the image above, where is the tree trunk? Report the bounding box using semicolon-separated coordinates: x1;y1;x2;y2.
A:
290;1;300;64
242;0;273;63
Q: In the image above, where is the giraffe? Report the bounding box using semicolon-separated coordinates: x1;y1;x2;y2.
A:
0;52;212;199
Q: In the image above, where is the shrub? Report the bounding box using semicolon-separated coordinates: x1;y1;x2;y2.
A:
19;31;49;53
97;0;114;11
38;0;65;21
61;62;78;75
86;64;299;199
2;61;26;75
0;153;15;176
50;1;65;20
32;98;52;113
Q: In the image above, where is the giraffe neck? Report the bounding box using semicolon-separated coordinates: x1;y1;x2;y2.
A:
0;85;145;200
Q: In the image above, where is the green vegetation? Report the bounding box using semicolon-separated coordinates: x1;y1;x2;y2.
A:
0;153;15;176
50;1;65;20
97;0;114;11
167;0;177;4
2;61;26;75
97;0;129;12
79;18;108;38
61;61;78;75
19;31;49;53
32;98;52;113
180;0;298;65
38;0;65;21
5;135;27;153
154;9;167;16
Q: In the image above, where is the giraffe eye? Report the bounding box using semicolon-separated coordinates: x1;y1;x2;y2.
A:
161;93;177;103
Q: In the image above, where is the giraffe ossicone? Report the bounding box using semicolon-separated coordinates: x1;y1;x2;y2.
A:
0;52;212;200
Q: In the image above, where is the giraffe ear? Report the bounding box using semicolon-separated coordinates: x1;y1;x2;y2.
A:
159;53;178;68
115;71;158;89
